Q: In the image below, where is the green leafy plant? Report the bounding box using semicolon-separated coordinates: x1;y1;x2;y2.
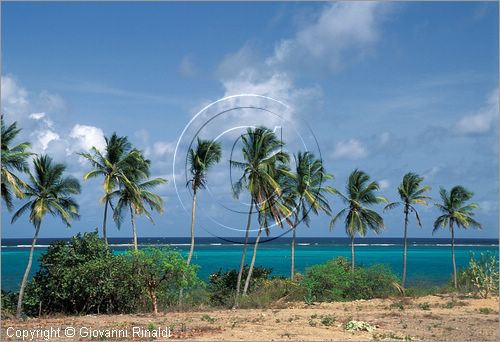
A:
479;307;492;314
345;320;375;332
208;266;272;307
320;315;336;326
301;257;399;302
458;252;498;298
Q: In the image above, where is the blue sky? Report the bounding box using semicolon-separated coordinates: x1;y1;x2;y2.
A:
1;2;498;240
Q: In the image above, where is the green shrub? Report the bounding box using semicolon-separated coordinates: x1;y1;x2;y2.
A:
23;232;145;316
128;248;199;313
1;290;18;318
457;251;499;298
22;232;201;316
301;257;399;302
479;307;493;314
208;266;272;307
238;278;305;309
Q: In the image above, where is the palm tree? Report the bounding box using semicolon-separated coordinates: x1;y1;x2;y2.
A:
1;115;33;210
282;152;335;280
384;172;431;288
230;127;289;302
112;154;166;251
79;133;144;244
242;167;292;296
186;138;222;266
330;169;386;271
11;155;81;318
433;186;481;288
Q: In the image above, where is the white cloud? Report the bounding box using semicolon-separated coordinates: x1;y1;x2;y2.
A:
455;88;498;135
35;129;60;151
267;2;384;71
152;141;175;156
1;76;30;120
29;112;46;120
69;124;106;152
379;179;390;190
331;139;368;160
209;2;386;140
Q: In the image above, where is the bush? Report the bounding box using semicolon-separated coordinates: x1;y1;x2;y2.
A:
1;290;18;319
22;232;202;316
301;257;399;302
238;278;305;309
127;248;199;313
208;266;272;307
457;251;499;298
23;232;145;316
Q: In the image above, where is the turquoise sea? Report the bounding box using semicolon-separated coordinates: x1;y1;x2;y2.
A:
1;237;498;292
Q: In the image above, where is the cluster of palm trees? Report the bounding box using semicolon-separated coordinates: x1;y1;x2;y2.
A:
1;116;482;317
182;126;482;306
1;116;166;318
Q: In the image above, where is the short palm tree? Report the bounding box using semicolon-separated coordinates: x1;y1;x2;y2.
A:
433;186;481;288
1;115;33;210
230;127;289;302
112;155;166;251
79;133;144;244
384;172;431;288
186;138;222;266
330;169;386;271
11;155;81;318
282;152;335;279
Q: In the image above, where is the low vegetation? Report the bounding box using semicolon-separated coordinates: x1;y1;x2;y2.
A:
301;257;399;302
1;232;498;318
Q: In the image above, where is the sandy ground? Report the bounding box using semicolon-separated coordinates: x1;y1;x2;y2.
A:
1;294;498;341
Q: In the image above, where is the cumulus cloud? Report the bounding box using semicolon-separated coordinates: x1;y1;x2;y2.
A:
455;88;498;135
267;2;385;71
331;138;368;160
69;124;106;152
208;2;386;141
1;75;109;164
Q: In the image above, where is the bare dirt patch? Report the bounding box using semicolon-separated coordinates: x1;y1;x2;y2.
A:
1;294;498;341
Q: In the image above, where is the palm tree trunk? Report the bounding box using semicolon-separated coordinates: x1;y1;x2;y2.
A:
130;206;138;252
187;189;197;266
291;225;296;280
402;207;409;289
351;235;355;272
243;224;263;296
451;222;457;288
180;188;198;307
17;223;41;318
102;196;109;245
235;201;254;307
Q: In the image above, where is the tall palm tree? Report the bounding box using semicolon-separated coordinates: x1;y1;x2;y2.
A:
11;155;80;318
242;167;292;296
1;115;33;210
433;186;481;288
282;152;335;280
330;169;386;271
230;127;289;302
79;133;144;244
186;138;222;266
112;155;166;251
384;172;431;288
